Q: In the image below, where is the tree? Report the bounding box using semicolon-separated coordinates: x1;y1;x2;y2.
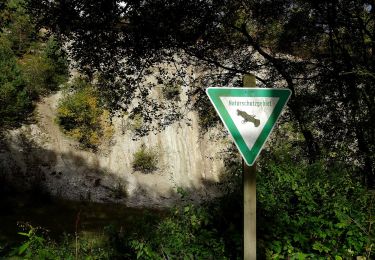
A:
56;77;113;150
28;0;375;188
0;36;32;126
0;0;69;127
19;36;69;98
1;0;36;55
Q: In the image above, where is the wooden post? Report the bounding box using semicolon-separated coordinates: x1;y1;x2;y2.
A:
243;74;256;260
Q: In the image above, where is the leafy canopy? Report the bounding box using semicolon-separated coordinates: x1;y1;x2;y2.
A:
28;0;375;187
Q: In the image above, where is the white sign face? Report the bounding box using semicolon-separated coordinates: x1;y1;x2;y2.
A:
220;97;279;150
206;87;291;166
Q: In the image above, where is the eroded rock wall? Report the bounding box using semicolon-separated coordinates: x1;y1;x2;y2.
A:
0;91;227;208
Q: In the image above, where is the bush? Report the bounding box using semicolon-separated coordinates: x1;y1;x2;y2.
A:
1;0;36;56
192;88;220;132
112;182;127;199
0;1;69;127
129;113;143;132
257;158;374;259
161;83;181;100
6;205;232;259
132;144;158;173
56;78;114;150
19;53;55;98
0;36;32;126
8;224;113;259
128;204;227;259
42;36;69;86
19;36;69;98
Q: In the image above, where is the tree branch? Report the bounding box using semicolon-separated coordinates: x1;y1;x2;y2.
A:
183;49;267;84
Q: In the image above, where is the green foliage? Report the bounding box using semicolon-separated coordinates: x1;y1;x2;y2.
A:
198;105;219;131
129;113;144;133
161;82;181;100
9;224;113;259
19;37;69;98
257;157;374;259
19;53;55;98
112;182;127;199
10;225;53;259
0;37;21;85
193;88;220;132
128;204;227;259
132;144;159;173
42;36;69;86
0;36;32;126
0;0;68;128
30;0;375;187
5;203;237;259
56;78;113;150
13;163;372;260
1;0;36;55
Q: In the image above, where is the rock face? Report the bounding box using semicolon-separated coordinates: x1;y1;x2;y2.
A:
0;91;227;208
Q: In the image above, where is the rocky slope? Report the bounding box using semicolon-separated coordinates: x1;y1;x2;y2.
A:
0;91;228;208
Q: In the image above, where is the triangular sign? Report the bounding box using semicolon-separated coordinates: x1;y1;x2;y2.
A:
206;87;291;166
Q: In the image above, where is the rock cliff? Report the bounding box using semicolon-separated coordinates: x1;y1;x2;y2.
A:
0;91;227;207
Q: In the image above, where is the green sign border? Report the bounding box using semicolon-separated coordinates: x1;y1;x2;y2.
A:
206;87;291;166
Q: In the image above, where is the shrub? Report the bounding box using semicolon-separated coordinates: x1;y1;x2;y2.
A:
8;224;113;259
19;36;69;98
42;36;69;86
130;113;143;132
191;88;220;132
131;144;158;173
112;182;127;199
257;158;374;259
0;36;32;126
56;78;114;150
1;0;36;55
6;205;232;259
18;53;55;98
161;82;181;100
0;0;69;127
128;204;227;259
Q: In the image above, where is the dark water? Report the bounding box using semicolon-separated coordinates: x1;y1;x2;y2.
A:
0;192;163;246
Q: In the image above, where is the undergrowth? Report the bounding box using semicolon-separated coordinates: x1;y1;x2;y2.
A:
3;149;374;259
